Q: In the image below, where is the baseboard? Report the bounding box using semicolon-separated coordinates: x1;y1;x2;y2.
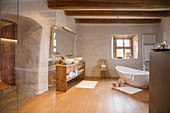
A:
84;76;119;80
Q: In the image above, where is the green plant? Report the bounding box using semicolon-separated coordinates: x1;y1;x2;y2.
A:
117;56;123;59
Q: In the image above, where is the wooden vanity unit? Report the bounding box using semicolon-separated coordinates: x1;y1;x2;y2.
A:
56;61;85;92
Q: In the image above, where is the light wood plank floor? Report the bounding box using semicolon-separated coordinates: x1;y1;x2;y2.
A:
56;78;149;113
5;91;56;113
0;82;11;91
0;83;35;113
5;78;149;113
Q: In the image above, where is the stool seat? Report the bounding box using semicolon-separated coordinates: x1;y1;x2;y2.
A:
100;68;108;71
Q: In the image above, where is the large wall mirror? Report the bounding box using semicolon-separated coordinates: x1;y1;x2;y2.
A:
49;25;76;57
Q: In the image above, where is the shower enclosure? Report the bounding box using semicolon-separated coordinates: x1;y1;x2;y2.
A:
0;0;56;112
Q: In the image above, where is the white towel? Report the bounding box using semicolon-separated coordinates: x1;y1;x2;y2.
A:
75;70;78;75
129;74;135;81
101;65;106;68
129;74;132;79
131;75;135;81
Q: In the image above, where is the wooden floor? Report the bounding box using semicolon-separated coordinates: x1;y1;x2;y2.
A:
0;86;35;113
0;82;11;91
5;91;56;113
5;78;149;113
56;78;149;113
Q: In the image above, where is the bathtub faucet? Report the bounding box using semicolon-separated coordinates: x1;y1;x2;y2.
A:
143;61;146;72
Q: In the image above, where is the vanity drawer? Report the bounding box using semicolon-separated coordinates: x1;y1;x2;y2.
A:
66;66;75;73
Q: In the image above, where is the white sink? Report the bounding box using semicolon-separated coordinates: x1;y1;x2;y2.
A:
62;59;74;65
75;57;83;61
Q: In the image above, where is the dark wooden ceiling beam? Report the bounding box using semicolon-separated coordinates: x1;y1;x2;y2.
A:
48;0;170;9
75;19;161;24
65;10;170;17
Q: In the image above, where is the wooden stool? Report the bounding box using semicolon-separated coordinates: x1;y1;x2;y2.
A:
98;59;108;79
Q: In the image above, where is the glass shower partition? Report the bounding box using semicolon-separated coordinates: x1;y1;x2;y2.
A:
0;0;19;112
0;0;56;112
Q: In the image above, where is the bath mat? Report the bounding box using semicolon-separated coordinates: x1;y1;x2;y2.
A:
76;81;98;89
111;86;143;94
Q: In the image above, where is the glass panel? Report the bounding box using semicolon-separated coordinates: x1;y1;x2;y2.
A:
16;0;57;112
1;0;58;113
116;49;123;57
116;39;123;47
0;0;18;113
124;39;130;47
125;49;131;58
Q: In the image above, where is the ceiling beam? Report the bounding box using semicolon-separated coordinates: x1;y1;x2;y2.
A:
48;0;170;9
65;10;170;17
75;19;161;24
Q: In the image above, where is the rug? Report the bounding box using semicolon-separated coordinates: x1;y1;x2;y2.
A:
111;86;143;94
76;80;98;89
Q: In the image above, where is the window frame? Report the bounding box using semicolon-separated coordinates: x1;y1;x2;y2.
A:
113;37;133;58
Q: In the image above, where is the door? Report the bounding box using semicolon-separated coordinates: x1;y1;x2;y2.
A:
0;22;16;85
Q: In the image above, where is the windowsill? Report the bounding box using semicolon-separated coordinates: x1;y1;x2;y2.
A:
112;58;138;60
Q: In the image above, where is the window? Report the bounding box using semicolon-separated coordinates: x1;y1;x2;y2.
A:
112;34;138;59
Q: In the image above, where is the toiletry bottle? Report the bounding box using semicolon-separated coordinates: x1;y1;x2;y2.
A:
163;41;167;49
118;78;122;87
119;78;125;87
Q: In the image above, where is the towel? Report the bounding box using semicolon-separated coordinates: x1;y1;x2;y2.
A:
131;75;135;81
101;65;106;68
129;74;135;81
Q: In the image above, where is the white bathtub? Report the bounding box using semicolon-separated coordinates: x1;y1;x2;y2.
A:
115;66;149;88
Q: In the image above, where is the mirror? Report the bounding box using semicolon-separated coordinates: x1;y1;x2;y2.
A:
49;25;76;57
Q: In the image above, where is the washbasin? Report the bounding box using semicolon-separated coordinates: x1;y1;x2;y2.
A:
75;57;83;61
62;59;74;65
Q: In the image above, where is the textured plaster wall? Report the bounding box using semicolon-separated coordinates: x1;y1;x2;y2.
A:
76;24;160;77
161;17;170;33
1;14;44;94
160;17;170;44
1;0;76;94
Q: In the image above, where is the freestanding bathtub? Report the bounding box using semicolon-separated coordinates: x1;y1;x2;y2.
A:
115;66;149;88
